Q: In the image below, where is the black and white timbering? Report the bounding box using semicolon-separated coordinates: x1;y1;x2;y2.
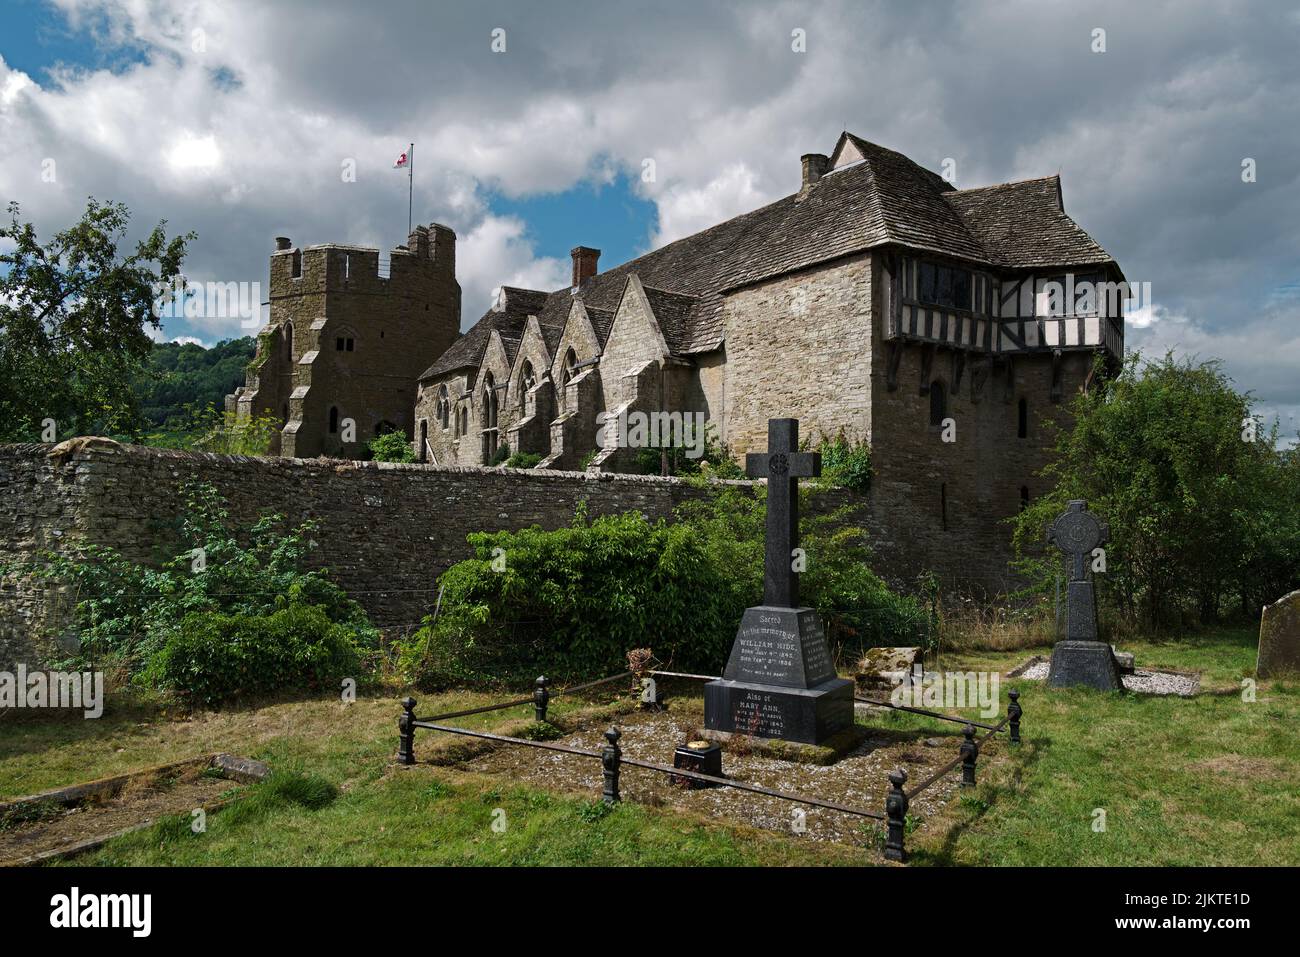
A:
704;418;855;744
1046;499;1123;690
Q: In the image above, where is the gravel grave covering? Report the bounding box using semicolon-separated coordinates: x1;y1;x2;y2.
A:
1017;660;1200;696
460;706;986;846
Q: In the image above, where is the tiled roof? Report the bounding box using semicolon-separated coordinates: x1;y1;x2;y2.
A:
418;287;546;379
423;132;1116;376
944;175;1114;270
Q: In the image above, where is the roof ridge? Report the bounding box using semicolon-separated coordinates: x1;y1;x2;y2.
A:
948;173;1061;195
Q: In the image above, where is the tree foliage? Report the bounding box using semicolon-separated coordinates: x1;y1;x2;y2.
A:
1012;352;1300;628
0;198;193;442
135;337;256;428
18;482;376;680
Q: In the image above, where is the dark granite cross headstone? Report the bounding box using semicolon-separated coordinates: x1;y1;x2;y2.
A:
704;418;852;746
1046;499;1122;690
745;418;821;609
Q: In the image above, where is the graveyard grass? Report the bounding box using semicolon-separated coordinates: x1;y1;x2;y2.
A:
2;624;1295;866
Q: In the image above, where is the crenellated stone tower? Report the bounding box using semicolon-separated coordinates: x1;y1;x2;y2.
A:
228;225;460;458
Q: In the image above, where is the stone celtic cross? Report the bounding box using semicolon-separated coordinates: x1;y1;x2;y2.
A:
745;418;821;608
1048;500;1108;582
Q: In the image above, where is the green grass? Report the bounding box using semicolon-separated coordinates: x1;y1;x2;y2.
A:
5;624;1297;866
912;625;1300;865
64;766;863;867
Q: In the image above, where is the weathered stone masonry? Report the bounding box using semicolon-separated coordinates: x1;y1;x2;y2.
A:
0;444;857;669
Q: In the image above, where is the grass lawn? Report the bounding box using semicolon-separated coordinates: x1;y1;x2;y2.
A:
2;625;1294;866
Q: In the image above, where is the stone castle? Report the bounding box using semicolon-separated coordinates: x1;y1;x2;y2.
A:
227;131;1125;589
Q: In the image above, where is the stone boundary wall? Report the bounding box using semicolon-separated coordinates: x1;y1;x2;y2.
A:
0;443;872;669
0;441;1024;670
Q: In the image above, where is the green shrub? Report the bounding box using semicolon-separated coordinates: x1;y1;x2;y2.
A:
505;451;543;469
368;430;416;463
489;442;511;466
143;604;362;707
817;433;873;493
398;486;924;688
18;482;377;679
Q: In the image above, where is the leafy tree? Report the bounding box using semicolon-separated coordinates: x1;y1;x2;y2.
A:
135;337;256;428
1011;352;1300;628
0;198;193;442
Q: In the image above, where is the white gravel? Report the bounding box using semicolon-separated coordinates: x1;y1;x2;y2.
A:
1017;660;1199;696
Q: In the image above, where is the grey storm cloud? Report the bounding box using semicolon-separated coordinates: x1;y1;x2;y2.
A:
1;0;1296;431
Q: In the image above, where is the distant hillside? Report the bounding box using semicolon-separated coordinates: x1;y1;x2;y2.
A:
136;337;256;427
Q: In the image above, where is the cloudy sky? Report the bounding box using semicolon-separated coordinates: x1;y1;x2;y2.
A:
1;0;1297;437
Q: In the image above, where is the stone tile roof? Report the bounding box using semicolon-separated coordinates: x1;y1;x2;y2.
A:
639;285;700;355
944;175;1114;270
419;286;546;379
422;132;1116;376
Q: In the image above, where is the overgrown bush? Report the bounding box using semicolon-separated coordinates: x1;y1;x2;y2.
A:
489;442;511;466
816;433;873;493
20;482;377;684
398;486;925;689
368;430;416;463
505;451;543;469
143;604;363;707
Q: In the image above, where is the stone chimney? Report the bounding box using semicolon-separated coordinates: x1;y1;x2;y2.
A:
275;236;292;251
800;153;830;194
571;246;600;291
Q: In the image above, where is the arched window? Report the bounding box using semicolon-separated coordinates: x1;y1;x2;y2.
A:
1020;485;1030;511
437;385;450;430
281;402;289;426
1018;397;1028;439
929;381;947;427
519;361;535;413
419;420;428;462
283;322;293;360
481;373;500;460
481;373;499;429
328;406;339;434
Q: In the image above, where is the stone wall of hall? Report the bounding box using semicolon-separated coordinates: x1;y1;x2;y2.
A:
866;330;1091;594
723;253;874;455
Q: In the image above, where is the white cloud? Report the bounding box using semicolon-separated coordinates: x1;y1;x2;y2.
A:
0;0;1296;426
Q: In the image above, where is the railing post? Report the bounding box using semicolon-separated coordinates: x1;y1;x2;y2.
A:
884;768;908;862
397;696;417;766
1007;688;1022;745
960;723;978;787
601;726;622;804
533;675;550;723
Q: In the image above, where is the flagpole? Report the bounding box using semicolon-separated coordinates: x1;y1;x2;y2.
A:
407;142;414;235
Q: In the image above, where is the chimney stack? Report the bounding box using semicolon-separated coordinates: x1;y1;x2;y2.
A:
800;153;830;192
571;246;600;291
275;236;292;251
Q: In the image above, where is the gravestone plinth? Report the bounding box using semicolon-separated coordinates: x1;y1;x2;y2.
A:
703;418;854;746
1046;500;1122;691
704;607;854;743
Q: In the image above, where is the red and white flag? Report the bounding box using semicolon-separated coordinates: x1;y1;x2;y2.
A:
393;149;409;169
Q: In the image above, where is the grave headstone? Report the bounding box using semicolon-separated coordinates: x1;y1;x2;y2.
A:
1046;500;1123;691
1257;589;1300;679
703;418;855;744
